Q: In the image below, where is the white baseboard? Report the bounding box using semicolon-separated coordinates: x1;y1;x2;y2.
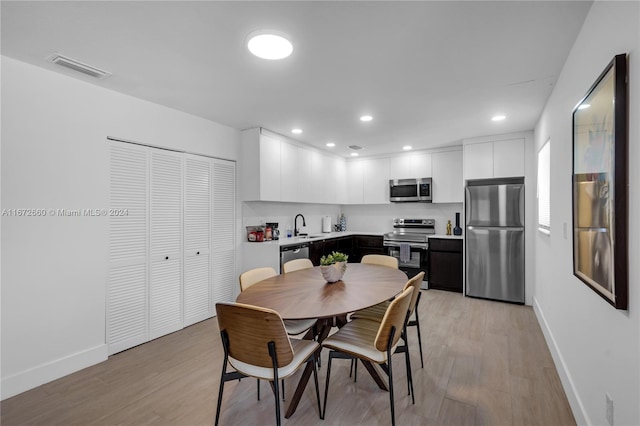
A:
533;297;589;425
1;344;108;400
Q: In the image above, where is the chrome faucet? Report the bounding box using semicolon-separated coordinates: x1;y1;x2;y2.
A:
294;214;306;236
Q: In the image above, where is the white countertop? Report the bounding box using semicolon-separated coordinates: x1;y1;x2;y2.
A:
429;234;464;240
249;231;384;247
247;231;463;247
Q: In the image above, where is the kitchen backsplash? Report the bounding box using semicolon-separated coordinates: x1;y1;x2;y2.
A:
342;203;463;235
243;201;463;235
243;201;342;235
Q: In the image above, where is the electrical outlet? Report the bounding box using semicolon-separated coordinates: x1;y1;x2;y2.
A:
606;393;614;426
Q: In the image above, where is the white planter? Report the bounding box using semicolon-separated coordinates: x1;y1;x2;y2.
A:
320;261;347;283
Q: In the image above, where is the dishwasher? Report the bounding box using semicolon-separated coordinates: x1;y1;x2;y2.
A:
280;243;310;273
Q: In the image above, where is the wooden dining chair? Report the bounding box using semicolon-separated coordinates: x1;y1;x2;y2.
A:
215;302;322;426
282;258;314;273
321;287;414;426
360;254;399;269
239;267;317;336
351;271;426;367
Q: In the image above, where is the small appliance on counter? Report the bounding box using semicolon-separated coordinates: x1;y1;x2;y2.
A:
322;216;332;233
246;226;264;242
265;222;280;240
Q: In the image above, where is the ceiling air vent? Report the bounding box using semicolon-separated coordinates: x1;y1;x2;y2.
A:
47;53;111;79
348;145;363;150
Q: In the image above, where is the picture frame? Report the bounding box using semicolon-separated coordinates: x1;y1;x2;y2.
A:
572;54;628;310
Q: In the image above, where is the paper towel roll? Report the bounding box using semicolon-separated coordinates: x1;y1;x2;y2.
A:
322;216;332;233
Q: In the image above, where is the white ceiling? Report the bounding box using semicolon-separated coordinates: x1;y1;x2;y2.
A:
1;1;592;157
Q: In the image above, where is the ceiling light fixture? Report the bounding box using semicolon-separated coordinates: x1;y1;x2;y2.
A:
403;145;412;151
326;142;336;147
492;115;506;121
360;115;373;122
291;128;303;134
247;30;293;60
350;153;359;157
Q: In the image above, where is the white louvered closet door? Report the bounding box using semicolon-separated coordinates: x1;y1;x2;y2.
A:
108;141;148;355
212;159;236;305
149;150;184;339
183;154;211;326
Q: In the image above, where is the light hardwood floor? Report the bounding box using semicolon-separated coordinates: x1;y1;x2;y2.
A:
1;290;576;425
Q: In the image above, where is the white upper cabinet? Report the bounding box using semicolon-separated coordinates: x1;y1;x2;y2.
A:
464;138;524;180
347;159;364;204
259;134;281;201
432;150;463;203
412;153;432;177
493;138;525;178
389;155;412;179
335;158;348;204
363;158;390;204
390;152;432;179
241;128;345;204
280;141;298;202
464;142;493;180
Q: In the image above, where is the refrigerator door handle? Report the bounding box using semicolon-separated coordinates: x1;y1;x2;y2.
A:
465;187;471;225
467;226;525;231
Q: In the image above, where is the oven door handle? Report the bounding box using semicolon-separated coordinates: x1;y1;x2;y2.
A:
383;241;428;250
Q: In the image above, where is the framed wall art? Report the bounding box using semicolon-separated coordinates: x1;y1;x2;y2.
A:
572;53;628;310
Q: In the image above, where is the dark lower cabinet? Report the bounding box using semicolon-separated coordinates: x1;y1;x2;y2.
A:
309;240;324;266
353;235;385;262
428;238;463;293
309;236;355;265
307;235;378;265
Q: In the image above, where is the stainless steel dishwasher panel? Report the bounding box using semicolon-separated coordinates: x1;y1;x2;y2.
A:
280;244;310;274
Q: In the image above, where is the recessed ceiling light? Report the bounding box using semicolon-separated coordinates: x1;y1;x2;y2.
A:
360;115;373;122
291;128;303;134
350;152;359;157
247;31;293;60
492;115;506;121
326;142;336;147
403;145;412;151
578;104;591;110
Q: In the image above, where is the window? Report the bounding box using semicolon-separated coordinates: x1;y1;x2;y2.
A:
537;139;551;233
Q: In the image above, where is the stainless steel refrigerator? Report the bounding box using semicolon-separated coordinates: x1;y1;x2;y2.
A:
466;178;525;303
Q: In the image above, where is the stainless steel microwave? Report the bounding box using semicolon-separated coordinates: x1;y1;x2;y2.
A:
389;178;432;202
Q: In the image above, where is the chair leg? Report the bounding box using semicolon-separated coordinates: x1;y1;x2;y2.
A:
281;379;285;401
415;294;424;368
272;380;281;426
387;357;396;426
322;351;334;420
214;367;227;426
257;379;260;400
403;333;415;404
349;358;358;381
312;353;323;419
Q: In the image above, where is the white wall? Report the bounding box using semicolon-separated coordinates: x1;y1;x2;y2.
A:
342;202;463;236
533;2;639;425
0;56;240;399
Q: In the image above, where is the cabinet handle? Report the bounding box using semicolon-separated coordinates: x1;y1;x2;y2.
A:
165;256;169;260
196;251;200;255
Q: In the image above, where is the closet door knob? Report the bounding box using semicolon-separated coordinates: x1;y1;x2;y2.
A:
165;256;169;260
196;251;200;255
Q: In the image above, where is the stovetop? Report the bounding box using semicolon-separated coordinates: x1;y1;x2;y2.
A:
383;218;435;243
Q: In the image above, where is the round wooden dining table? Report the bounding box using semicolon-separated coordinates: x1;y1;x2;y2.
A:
235;263;408;418
236;262;408;320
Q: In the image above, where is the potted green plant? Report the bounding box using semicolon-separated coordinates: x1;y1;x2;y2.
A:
320;251;348;283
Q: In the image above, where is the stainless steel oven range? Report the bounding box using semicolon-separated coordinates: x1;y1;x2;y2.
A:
383;218;434;281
